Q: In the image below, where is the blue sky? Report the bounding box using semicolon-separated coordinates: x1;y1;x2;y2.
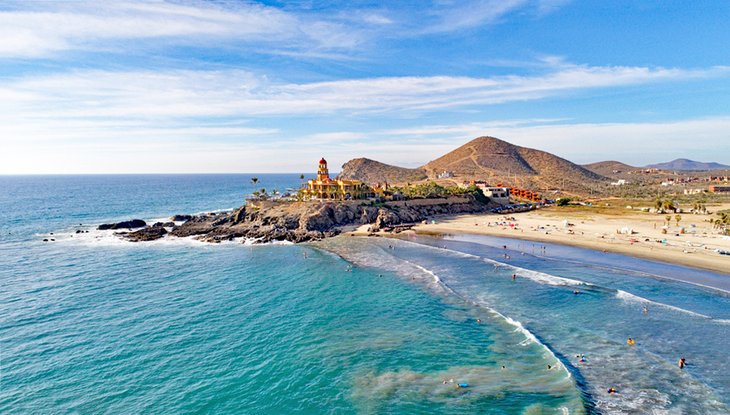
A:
1;0;729;173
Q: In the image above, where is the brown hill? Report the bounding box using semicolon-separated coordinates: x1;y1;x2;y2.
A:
337;158;427;184
422;136;606;191
583;161;638;177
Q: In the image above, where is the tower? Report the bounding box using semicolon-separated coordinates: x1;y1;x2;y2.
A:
317;157;330;181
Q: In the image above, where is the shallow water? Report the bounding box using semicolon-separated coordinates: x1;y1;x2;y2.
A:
319;234;730;414
2;175;728;414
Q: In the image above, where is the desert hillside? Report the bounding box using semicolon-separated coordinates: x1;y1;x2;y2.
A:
583;160;638;177
422;136;606;191
337;158;427;184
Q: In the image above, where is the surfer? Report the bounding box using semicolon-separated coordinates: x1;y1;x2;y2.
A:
607;387;617;394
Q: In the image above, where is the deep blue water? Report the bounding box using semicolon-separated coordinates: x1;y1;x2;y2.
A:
1;175;729;414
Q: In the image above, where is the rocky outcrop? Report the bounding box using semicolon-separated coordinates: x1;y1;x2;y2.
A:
170;214;193;222
98;219;146;230
120;226;168;242
160;195;493;244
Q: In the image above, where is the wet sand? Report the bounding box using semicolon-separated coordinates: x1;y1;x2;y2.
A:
348;206;730;277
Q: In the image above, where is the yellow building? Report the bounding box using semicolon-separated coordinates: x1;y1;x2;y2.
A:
303;158;369;200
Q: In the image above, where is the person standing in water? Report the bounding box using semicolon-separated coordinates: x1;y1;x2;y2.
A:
679;357;686;369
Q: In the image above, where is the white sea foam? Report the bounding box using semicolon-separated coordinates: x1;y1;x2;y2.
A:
393;238;591;288
615;290;711;319
400;258;569;376
48;225;289;248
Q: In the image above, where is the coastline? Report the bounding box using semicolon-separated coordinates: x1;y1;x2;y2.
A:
348;207;730;276
409;209;730;276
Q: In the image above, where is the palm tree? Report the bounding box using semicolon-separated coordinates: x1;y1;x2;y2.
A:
665;215;672;226
675;214;681;227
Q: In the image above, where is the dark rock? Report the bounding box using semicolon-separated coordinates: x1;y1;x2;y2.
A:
122;226;167;242
170;214;193;222
98;219;146;230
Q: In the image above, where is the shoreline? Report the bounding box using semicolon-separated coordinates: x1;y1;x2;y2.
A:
348;208;730;277
407;210;730;277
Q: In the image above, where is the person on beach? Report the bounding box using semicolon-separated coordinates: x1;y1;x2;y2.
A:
679;357;686;369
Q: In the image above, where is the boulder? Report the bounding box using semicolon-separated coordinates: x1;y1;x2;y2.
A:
121;226;167;242
170;214;193;222
98;219;146;230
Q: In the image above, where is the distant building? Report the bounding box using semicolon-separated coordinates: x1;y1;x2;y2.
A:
709;185;730;193
610;179;627;186
481;186;511;205
684;188;705;195
436;171;454;179
302;158;369;200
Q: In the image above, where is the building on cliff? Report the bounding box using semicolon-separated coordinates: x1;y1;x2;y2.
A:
302;158;370;200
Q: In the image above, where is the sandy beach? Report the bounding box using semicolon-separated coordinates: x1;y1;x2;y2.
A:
347;204;730;276
404;205;730;276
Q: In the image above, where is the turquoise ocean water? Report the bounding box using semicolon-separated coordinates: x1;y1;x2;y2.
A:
1;175;728;414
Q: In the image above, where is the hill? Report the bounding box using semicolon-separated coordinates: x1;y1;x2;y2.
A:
421;136;606;192
646;158;730;171
583;160;638;176
337;158;427;184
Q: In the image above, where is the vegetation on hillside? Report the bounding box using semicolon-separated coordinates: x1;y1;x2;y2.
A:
391;182;488;203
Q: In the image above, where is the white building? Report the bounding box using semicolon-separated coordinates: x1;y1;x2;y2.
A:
481;186;510;205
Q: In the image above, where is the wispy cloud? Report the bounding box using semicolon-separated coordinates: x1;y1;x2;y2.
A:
2;64;724;123
422;0;528;33
0;0;575;59
0;1;362;58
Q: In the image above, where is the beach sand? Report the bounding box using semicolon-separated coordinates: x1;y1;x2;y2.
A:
350;205;730;276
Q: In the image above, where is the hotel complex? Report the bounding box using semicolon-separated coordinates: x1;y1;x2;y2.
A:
301;158;370;200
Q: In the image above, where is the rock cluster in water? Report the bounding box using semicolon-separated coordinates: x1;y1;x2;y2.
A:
105;195;493;244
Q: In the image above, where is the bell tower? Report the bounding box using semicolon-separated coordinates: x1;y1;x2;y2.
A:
317;157;330;181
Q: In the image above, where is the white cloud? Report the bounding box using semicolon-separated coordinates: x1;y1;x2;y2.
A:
0;64;724;124
0;1;360;58
423;0;528;33
3;116;729;174
1;63;728;173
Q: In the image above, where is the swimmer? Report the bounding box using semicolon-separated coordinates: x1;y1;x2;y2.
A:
547;364;552;370
512;274;516;281
679;357;685;369
573;290;580;295
607;387;617;394
627;337;635;346
442;380;448;384
501;365;506;370
476;319;481;323
642;306;649;315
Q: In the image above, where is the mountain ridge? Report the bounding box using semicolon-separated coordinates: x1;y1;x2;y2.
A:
645;158;730;171
339;136;608;193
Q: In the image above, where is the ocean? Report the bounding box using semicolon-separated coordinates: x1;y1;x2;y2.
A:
1;174;728;414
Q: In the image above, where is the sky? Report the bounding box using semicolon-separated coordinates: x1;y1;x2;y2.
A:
1;0;729;174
